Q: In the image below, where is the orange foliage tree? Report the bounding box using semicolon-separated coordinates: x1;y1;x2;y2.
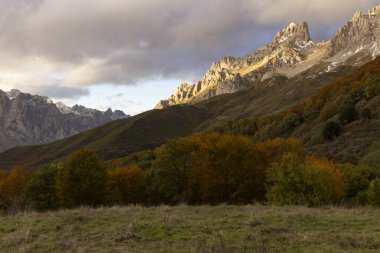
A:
108;166;146;204
0;167;32;211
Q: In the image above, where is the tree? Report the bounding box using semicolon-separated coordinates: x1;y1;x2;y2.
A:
268;153;346;206
322;121;341;140
339;104;357;125
56;149;108;208
23;164;63;211
0;167;31;212
108;166;146;204
149;133;269;204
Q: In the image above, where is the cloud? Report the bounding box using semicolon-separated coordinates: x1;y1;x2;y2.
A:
28;85;89;99
0;0;378;89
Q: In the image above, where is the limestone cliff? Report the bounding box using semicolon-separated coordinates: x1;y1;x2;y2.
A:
156;5;380;109
0;89;129;151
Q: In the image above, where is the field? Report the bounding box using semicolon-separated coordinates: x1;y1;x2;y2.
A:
0;205;380;253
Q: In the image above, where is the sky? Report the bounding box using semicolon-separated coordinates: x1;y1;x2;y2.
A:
0;0;379;115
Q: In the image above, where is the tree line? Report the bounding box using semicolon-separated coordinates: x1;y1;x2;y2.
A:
0;133;379;213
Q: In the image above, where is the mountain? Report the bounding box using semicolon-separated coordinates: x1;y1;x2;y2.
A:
0;89;129;152
2;6;380;170
156;5;380;109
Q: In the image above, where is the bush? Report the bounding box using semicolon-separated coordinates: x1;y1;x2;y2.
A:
322;121;341;140
282;113;299;132
339;104;357;125
367;178;380;207
56;149;108;208
23;164;62;211
268;153;346;206
362;108;372;120
340;164;376;205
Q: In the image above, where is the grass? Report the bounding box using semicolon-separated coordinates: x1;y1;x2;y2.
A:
0;205;379;252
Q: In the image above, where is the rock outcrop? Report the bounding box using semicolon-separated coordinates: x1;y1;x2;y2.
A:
157;5;380;109
156;21;318;109
0;89;129;151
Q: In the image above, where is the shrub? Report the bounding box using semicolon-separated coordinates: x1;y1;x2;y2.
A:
339;104;357;125
322;121;341;140
302;103;320;121
362;108;372;120
23;164;62;211
282;113;299;132
367;178;380;207
56;149;108;208
340;164;376;205
268;153;346;206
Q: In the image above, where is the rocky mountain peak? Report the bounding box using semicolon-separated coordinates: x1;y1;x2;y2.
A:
0;88;130;151
369;5;380;15
274;21;311;44
328;8;377;56
5;89;21;99
156;5;380;110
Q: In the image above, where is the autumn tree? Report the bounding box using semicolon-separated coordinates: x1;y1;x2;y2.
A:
148;136;199;204
108;166;146;204
56;149;108;208
0;167;31;212
149;133;270;204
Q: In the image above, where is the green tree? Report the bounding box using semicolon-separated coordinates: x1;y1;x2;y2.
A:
340;164;376;205
367;178;380;207
268;153;346;206
339;104;357;125
23;164;62;211
322;121;341;140
56;149;108;208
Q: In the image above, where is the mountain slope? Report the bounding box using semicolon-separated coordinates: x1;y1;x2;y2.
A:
0;89;128;152
0;105;209;169
0;60;357;170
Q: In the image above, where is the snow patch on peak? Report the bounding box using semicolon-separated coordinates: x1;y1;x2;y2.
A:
370;42;380;59
55;102;73;114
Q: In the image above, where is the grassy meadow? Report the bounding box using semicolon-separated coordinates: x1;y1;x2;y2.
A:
0;205;380;253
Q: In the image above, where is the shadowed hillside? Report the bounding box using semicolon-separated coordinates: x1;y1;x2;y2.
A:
0;105;209;170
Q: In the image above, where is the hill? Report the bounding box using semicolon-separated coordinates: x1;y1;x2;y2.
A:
0;205;379;252
0;105;209;169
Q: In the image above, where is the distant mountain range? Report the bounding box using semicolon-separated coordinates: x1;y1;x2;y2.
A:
156;5;380;108
0;89;129;152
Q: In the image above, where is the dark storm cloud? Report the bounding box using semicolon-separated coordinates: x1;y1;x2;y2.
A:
0;0;378;87
28;85;89;99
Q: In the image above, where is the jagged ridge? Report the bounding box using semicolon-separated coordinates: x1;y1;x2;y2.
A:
156;5;380;109
0;89;129;152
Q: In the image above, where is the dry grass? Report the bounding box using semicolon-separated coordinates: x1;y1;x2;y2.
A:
0;205;380;252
